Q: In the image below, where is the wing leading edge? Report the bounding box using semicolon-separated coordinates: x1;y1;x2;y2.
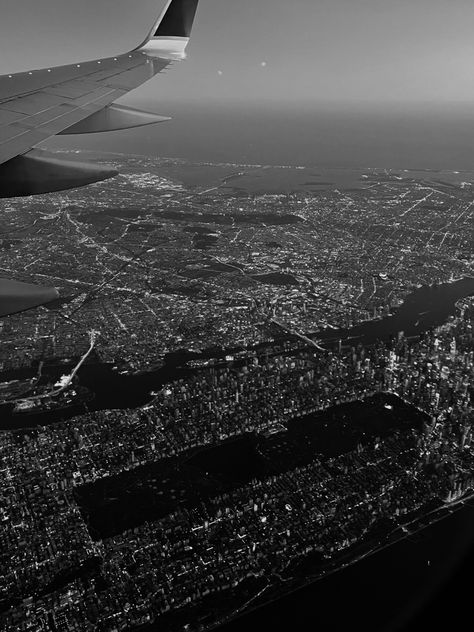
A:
0;0;200;318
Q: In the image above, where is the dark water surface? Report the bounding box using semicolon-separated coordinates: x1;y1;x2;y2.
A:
49;103;474;173
217;504;474;632
317;277;474;346
1;277;473;431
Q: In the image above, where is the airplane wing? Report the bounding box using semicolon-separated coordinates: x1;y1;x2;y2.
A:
0;0;199;317
0;0;200;198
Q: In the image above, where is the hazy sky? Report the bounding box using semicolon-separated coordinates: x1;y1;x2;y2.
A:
1;0;474;107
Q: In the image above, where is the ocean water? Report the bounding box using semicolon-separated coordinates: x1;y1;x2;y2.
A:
49;101;474;172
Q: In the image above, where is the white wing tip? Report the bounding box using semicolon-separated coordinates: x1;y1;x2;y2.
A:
141;36;189;59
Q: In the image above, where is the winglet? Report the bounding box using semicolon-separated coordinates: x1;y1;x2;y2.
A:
154;0;199;38
137;0;199;57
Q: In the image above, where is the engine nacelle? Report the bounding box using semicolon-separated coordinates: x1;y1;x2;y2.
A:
0;149;118;198
0;278;59;317
59;104;171;135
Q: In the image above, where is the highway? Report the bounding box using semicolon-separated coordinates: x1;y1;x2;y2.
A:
271;317;325;351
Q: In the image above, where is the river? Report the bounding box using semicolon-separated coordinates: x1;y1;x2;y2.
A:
1;277;473;431
217;503;474;632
